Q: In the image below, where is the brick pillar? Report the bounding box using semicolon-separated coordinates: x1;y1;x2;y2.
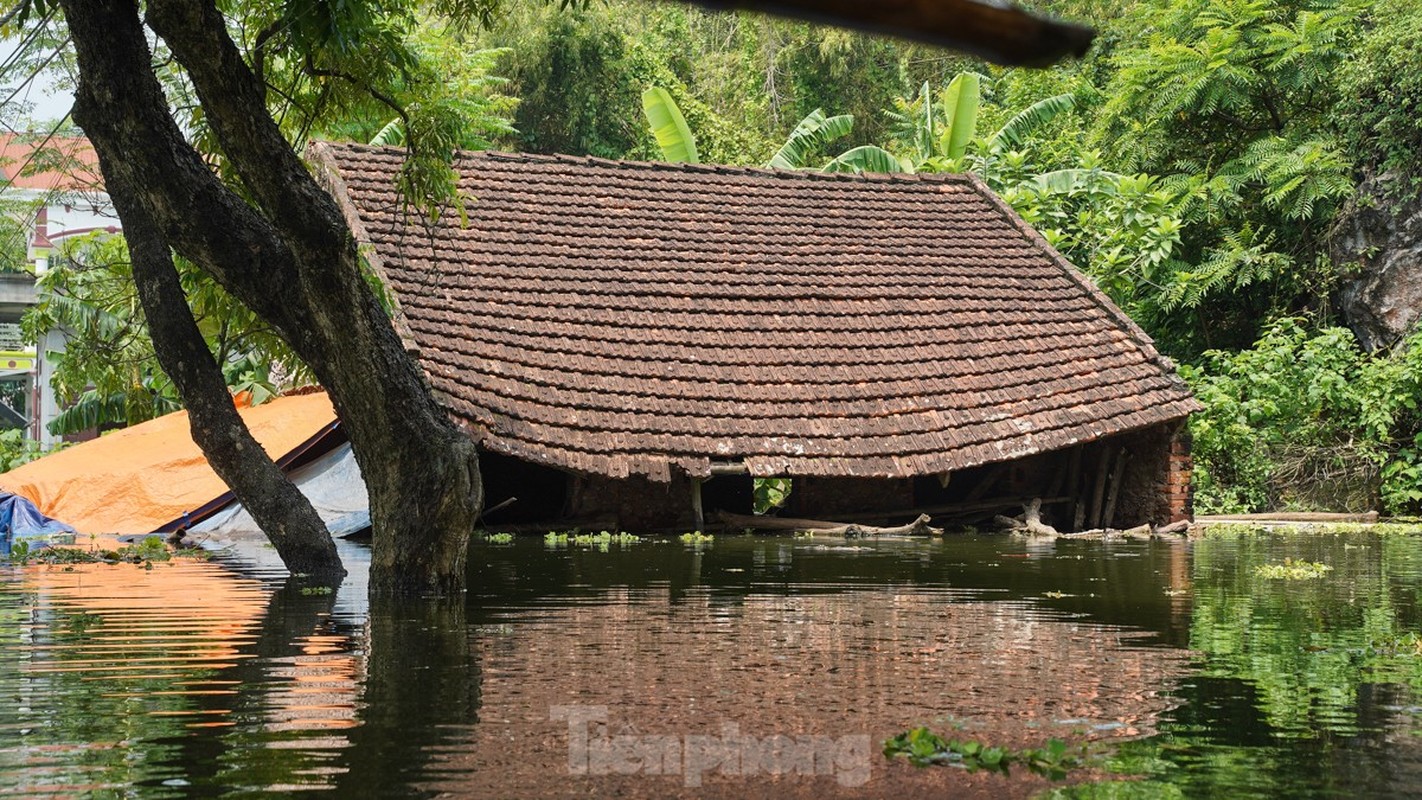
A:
1161;425;1193;523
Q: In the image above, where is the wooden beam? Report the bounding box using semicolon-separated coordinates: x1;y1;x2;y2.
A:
716;510;943;536
678;0;1095;67
964;463;1010;502
1102;449;1130;530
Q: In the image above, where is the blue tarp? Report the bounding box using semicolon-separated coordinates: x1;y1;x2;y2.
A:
0;491;77;555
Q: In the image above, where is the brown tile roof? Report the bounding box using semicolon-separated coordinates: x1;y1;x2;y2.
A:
0;133;102;192
313;142;1200;482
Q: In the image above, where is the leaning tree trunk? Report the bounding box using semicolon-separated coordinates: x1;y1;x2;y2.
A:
120;202;344;577
60;0;481;594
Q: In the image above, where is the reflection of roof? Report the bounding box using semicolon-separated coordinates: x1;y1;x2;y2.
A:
0;133;103;192
316;142;1199;483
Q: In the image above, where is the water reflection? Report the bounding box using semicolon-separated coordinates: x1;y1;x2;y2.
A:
2;531;1422;797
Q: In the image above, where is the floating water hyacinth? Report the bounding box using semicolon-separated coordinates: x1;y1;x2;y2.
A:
1255;558;1333;580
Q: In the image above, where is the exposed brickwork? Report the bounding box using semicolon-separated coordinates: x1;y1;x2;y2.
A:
1163;427;1194;523
787;477;915;518
316;143;1200;485
568;473;696;532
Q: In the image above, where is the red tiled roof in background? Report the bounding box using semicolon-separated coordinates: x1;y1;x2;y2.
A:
313;142;1200;482
0;133;102;192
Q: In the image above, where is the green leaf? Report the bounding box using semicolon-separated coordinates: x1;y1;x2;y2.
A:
989;93;1075;152
822;145;908;174
938;72;981;161
766;109;854;170
641;87;700;164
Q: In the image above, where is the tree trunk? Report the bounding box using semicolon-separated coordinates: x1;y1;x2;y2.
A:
60;0;480;594
121;202;343;577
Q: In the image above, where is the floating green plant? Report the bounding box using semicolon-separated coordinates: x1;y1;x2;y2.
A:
679;532;714;545
883;727;1084;779
1254;558;1333;580
544;531;641;550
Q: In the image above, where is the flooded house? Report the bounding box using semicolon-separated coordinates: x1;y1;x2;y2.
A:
313;143;1201;534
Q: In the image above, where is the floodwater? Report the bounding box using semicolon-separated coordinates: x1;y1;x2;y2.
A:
2;530;1422;798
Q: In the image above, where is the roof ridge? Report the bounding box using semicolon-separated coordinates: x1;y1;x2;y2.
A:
321;140;976;187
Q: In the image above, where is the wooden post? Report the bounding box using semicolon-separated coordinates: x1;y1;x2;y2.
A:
691;478;705;533
1088;447;1111;529
1065;446;1083;531
1103;450;1130;530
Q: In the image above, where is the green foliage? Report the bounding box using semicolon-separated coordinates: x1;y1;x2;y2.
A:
1182;319;1422;514
883;728;1084;779
678;531;714;544
544;530;641;551
752;477;790;513
1089;0;1364;351
765;109;852;170
494;4;651;159
822;145;906;174
23;234;303;435
342;44;518;154
641;87;867;171
2;535;196;565
0;428;46;472
216;0;516;218
1337;0;1422;197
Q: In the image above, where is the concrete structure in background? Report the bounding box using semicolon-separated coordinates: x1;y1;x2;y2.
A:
0;133;120;444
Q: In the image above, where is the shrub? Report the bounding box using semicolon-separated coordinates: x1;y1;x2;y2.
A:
1182;319;1422;514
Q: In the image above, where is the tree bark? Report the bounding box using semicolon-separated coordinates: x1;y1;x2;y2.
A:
120;202;344;577
60;0;479;594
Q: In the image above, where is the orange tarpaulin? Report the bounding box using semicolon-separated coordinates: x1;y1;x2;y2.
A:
0;392;338;534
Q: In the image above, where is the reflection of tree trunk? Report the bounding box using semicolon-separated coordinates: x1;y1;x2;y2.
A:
157;574;346;788
336;598;481;795
121;204;341;576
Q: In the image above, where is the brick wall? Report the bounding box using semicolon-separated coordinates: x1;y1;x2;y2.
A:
568;473;696;532
787;476;915;518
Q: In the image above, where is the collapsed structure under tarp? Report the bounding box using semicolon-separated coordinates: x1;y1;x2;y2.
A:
0;392;340;534
0;491;76;555
191;442;370;540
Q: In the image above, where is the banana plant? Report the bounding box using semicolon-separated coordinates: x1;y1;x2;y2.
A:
882;73;1074;174
642;86;860;171
765;109;854;170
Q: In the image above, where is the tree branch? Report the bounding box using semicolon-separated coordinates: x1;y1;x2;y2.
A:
675;0;1094;67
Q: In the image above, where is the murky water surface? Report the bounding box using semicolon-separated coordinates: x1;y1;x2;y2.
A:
3;530;1422;797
